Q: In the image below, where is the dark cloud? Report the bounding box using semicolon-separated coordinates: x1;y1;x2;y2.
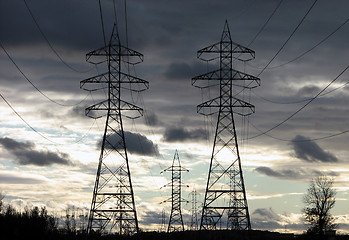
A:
164;62;192;80
141;210;163;225
0;173;44;184
251;208;306;231
98;131;159;156
255;167;300;179
255;166;339;180
0;0;101;50
144;111;162;126
164;61;210;81
252;208;281;221
297;85;321;97
69;105;88;118
0;137;72;166
162;126;208;142
291;135;338;162
251;208;283;230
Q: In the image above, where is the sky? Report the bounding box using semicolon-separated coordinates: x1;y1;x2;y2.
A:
1;0;349;234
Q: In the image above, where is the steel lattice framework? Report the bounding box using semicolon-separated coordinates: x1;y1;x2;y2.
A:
189;188;200;230
81;24;148;235
192;21;260;230
161;150;188;232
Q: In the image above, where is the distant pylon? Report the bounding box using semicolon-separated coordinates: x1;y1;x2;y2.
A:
161;150;189;232
160;208;166;232
189;188;200;230
81;23;148;235
192;21;260;230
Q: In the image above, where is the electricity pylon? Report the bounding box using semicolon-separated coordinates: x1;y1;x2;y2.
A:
81;24;148;235
192;21;260;230
161;150;189;232
189;188;200;230
160;208;166;232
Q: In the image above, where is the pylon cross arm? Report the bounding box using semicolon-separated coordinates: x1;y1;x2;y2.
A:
117;45;144;64
81;71;149;92
192;68;260;89
197;97;255;116
85;99;144;119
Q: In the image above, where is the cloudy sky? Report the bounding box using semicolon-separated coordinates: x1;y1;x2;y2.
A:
1;0;349;234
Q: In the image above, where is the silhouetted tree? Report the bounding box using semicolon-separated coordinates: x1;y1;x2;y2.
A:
0;192;4;212
303;175;337;235
64;206;77;234
0;204;58;239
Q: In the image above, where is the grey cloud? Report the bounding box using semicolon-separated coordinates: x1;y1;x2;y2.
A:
164;62;192;80
291;135;339;162
98;131;159;156
297;85;321;97
252;208;281;221
251;208;283;230
0;0;101;50
144;111;162;126
255;166;339;180
0;137;72;166
70;105;88;118
164;61;210;81
163;126;208;142
0;173;44;184
141;210;163;225
251;208;306;232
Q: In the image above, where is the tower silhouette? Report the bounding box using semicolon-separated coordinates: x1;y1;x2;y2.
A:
192;21;260;230
189;188;200;230
81;24;148;235
161;150;188;232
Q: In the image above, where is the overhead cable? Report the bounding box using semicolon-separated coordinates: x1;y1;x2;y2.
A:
98;0;107;47
252;81;349;105
0;41;89;107
23;0;92;73
249;121;349;142
0;93;58;144
251;17;349;70
247;0;284;47
248;65;349;140
257;0;318;77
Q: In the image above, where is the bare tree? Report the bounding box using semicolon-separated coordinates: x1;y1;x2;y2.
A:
0;191;4;213
303;175;337;235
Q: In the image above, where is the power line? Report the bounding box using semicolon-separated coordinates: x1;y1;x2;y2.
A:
232;0;257;21
0;93;58;144
0;41;89;107
232;0;317;98
98;0;107;47
252;80;349;105
247;0;284;47
249;120;349;142
250;17;349;70
124;0;129;49
0;92;97;145
267;17;349;69
113;0;119;29
248;14;349;105
23;0;92;73
248;65;349;140
257;0;318;78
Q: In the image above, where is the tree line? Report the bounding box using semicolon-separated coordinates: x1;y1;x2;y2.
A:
0;176;345;239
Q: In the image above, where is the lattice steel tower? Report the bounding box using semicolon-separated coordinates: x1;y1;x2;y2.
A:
81;24;148;235
189;188;200;230
192;21;260;230
161;150;188;232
